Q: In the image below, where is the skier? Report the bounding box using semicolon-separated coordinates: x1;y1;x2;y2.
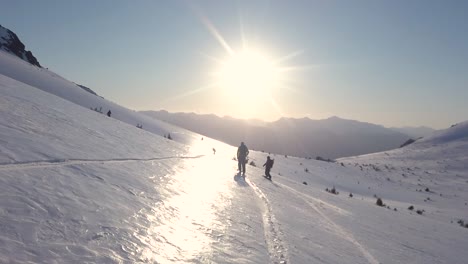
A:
237;142;249;176
263;156;274;179
107;110;112;117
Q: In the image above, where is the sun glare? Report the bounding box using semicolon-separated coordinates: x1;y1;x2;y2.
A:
185;12;305;119
216;49;280;99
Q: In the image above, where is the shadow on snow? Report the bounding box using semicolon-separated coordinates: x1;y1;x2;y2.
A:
233;172;249;187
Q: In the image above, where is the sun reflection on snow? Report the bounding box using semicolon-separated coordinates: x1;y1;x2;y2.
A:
137;138;236;262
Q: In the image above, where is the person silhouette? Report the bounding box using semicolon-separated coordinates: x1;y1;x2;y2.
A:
237;142;249;176
263;156;274;179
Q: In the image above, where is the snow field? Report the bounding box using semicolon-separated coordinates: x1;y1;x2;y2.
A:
1;48;468;263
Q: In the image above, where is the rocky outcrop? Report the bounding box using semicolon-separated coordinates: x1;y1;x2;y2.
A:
75;83;102;97
0;25;41;67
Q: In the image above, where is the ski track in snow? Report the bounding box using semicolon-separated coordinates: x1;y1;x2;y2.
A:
246;178;289;264
0;155;204;171
274;180;379;264
275;176;352;216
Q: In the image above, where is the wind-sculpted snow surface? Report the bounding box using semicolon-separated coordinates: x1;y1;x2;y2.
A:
0;75;270;263
2;64;468;262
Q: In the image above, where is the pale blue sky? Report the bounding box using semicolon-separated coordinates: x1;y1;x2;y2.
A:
1;0;467;128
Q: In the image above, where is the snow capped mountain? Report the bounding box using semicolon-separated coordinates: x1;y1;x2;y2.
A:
1;28;467;263
0;25;41;67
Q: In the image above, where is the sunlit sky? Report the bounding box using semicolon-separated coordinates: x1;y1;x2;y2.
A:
2;0;467;129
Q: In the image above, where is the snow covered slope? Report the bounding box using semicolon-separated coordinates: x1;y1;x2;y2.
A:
0;74;188;164
2;71;468;263
342;120;468;177
0;73;239;262
0;49;193;144
1;27;467;263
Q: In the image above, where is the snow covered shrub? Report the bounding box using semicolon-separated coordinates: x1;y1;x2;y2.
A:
416;209;424;215
326;187;339;195
456;220;468;228
249;161;256;167
91;106;103;113
408;205;414;210
376;198;384;207
304;168;309;173
316;156;333;162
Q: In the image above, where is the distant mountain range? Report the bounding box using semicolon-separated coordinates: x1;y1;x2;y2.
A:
141;111;420;159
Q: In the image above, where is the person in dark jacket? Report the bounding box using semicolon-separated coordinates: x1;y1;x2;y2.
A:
107;110;112;117
263;156;274;179
237;142;249;176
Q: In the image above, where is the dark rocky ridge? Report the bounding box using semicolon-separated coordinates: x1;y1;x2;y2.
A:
0;24;41;67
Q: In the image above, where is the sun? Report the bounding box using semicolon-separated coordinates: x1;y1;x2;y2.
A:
177;12;305;119
215;48;280;99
